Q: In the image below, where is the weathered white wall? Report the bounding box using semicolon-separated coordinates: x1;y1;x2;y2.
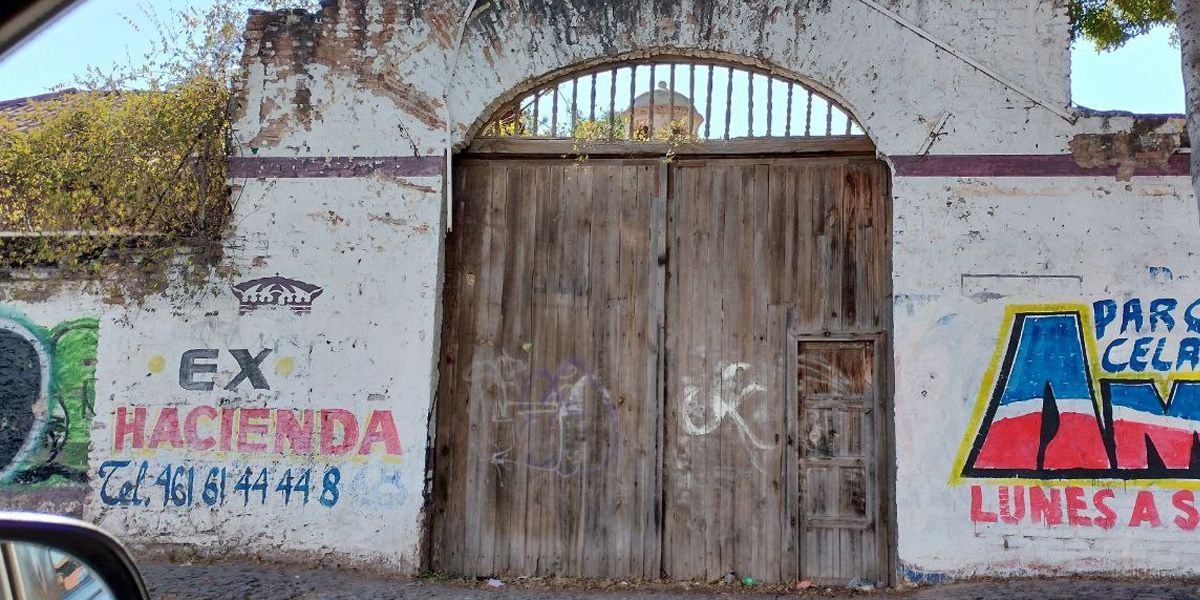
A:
0;172;442;571
76;176;443;570
1;0;1192;582
893;175;1200;579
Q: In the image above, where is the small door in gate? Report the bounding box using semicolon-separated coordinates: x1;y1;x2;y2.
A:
796;338;887;585
662;158;891;585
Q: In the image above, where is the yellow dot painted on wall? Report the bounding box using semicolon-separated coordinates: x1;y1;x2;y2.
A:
275;356;297;378
147;355;165;374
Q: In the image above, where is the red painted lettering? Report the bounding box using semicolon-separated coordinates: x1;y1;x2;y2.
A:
1065;486;1092;527
1029;487;1063;525
320;409;359;455
970;485;997;523
114;406;146;450
219;408;235;452
999;485;1025;524
275;409;314;454
1173;490;1200;531
357;410;402;456
183;406;216;451
1129;490;1162;527
237;408;270;452
1093;489;1117;529
148;407;183;449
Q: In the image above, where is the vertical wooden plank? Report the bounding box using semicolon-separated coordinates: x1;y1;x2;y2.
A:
661;163;679;579
795;166;817;333
842;165;861;331
702;162;729;580
716;162;743;577
585;162;612;578
428;167;459;572
432;162;485;573
765;163;788;305
586;162;616;578
728;161;750;576
781;320;801;582
822;164;844;332
606;162;628;577
458;165;489;576
530;162;561;573
664;162;698;579
693;162;718;582
874;163;891;331
505;164;538;575
576;162;604;578
621;160;652;577
847;164;874;333
645;161;667;578
465;163;503;575
751;163;783;583
551;162;578;576
678;162;704;581
513;163;539;576
571;160;601;576
480;162;513;575
489;162;522;576
662;163;683;579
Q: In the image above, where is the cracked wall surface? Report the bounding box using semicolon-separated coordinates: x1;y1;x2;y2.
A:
0;0;1193;582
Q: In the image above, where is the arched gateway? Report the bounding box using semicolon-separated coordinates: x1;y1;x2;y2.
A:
429;58;893;585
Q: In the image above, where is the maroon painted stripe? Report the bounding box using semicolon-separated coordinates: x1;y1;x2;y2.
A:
228;156;444;179
892;154;1189;177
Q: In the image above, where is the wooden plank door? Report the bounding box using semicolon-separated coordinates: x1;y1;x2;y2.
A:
796;339;886;585
663;160;790;583
429;158;664;578
662;158;890;584
434;154;890;584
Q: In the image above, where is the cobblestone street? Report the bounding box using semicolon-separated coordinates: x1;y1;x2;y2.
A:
139;560;1200;600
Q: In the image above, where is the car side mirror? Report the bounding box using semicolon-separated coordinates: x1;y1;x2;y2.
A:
0;512;148;600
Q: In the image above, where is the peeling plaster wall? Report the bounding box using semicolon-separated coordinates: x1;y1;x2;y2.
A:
893;175;1200;578
82;177;442;570
0;173;442;572
233;0;1080;159
0;0;1194;581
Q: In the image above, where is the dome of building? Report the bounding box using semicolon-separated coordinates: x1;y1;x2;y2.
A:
623;81;704;137
631;83;695;108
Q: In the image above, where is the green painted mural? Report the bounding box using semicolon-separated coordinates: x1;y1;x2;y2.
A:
0;310;98;490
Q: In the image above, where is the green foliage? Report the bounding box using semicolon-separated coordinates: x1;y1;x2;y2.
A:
0;0;319;274
492;106;699;162
84;0;321;91
0;77;230;268
571;110;700;162
573;110;634;141
1068;0;1177;51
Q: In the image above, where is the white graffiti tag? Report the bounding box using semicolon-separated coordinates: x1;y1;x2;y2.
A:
680;362;776;450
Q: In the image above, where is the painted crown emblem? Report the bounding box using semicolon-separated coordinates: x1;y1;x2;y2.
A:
231;276;324;314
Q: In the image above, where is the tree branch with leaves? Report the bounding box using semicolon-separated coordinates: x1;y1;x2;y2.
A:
1068;0;1198;220
0;0;318;277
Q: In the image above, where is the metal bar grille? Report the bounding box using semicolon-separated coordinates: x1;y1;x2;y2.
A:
703;64;714;139
688;64;696;136
722;66;734;140
628;65;637;140
479;59;864;141
785;82;794;137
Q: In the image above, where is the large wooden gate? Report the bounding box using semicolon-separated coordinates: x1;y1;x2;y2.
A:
429;153;892;584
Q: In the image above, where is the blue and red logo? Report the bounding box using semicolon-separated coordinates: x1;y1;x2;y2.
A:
954;300;1200;483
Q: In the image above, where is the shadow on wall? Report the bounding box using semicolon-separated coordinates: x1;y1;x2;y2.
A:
0;310;98;491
